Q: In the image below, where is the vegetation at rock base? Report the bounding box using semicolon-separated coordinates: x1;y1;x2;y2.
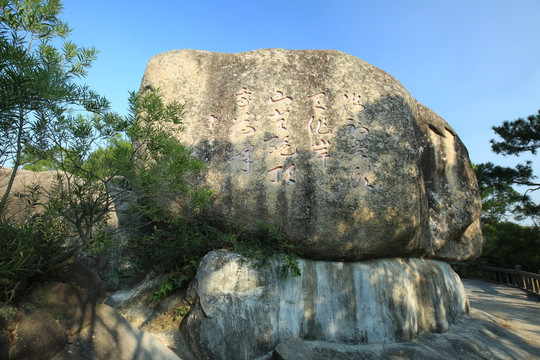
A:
474;109;540;273
136;217;300;303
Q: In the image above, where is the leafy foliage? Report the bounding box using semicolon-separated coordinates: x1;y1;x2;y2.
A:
131;214;300;297
123;90;209;223
235;221;300;279
130;216;231;278
0;0;115;301
474;162;537;224
173;306;189;320
150;274;189;303
20;148;56;171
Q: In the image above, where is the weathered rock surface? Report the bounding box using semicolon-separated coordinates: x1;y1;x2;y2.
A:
22;262;107;336
53;303;181;360
104;273;198;359
0;167;61;221
1;260;181;360
141;48;482;261
8;303;67;360
181;250;470;360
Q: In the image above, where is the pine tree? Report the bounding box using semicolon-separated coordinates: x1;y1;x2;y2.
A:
476;110;540;224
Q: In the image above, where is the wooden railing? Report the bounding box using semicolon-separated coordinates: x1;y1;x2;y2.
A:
480;265;540;295
454;263;540;295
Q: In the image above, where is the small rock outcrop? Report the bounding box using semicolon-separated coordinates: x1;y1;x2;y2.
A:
141;48;482;262
1;260;180;360
0;167;62;221
181;250;469;360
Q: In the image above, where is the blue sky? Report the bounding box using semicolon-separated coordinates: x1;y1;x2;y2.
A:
62;0;540;169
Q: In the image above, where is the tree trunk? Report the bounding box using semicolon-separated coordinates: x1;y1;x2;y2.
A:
0;111;25;217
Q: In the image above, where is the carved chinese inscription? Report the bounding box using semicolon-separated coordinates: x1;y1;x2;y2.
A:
345;118;369;135
269;109;290;131
264;136;297;157
268;90;293;132
349;140;368;158
264;90;297;184
231;87;256;136
307;116;333;135
308;92;326;111
267;164;295;184
342;92;366;112
350;165;374;189
205;115;219;131
231;112;256;136
204;115;220;141
235;87;253;107
230;144;254;173
307;92;333;168
268;90;293;104
341;92;374;189
311;139;331;168
221;87;375;189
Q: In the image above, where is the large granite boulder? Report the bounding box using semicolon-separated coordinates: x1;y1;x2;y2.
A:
180;250;470;360
140;49;482;261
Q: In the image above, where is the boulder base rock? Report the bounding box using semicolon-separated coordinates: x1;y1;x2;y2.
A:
181;251;469;360
273;308;540;360
141;49;482;262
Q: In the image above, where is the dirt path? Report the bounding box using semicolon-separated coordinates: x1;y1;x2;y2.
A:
462;278;540;350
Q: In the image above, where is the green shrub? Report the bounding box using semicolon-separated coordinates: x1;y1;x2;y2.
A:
130;215;235;277
0;214;68;302
234;221;300;279
150;274;190;303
